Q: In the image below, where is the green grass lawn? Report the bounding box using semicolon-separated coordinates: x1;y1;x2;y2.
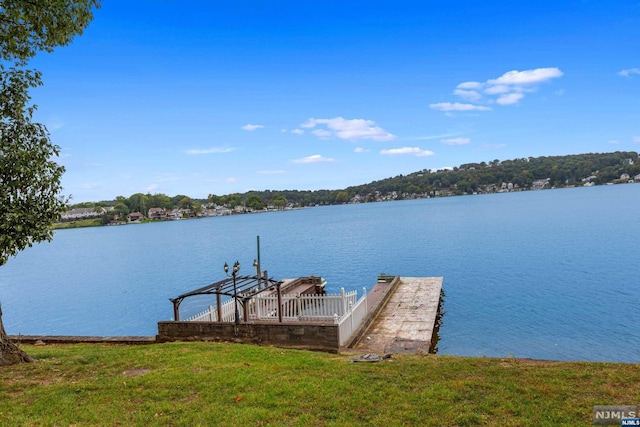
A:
1;342;638;426
53;218;103;229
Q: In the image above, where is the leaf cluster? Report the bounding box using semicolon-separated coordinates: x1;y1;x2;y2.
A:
0;0;99;64
1;1;100;265
0;65;66;265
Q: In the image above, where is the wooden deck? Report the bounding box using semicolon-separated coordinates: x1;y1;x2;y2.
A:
278;277;321;295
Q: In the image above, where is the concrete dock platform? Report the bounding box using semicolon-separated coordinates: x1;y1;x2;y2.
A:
354;277;443;354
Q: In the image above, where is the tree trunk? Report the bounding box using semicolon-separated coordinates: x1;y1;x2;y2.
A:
0;305;32;366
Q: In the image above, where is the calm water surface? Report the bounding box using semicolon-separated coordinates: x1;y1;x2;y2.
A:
1;184;639;362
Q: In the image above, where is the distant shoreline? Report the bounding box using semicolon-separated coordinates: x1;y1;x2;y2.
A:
54;180;638;230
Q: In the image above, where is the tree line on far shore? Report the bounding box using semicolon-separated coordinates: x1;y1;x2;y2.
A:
69;150;640;216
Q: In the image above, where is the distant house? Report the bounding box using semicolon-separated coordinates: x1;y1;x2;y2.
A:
635;174;640;182
148;207;166;220
210;206;229;216
179;208;194;218
532;179;549;190
60;207;112;221
620;173;630;181
127;212;144;222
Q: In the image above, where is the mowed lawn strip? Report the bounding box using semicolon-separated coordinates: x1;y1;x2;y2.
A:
1;342;638;426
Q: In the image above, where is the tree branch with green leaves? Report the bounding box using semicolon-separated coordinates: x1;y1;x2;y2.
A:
0;0;100;365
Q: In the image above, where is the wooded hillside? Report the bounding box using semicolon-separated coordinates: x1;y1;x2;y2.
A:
71;151;640;211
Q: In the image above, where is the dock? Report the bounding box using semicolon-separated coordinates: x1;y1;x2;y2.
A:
354;277;443;354
11;277;443;354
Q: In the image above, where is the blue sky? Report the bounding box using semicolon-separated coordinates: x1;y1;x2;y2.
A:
29;0;640;203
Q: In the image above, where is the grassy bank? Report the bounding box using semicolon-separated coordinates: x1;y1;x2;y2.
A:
1;342;638;426
53;218;103;229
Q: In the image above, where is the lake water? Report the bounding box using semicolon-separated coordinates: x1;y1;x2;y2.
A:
1;184;639;362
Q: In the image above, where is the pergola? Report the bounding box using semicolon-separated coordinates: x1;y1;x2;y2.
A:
170;274;285;322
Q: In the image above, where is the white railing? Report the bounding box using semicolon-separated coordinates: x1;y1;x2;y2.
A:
336;287;368;346
248;288;357;321
186;298;237;322
184;286;367;340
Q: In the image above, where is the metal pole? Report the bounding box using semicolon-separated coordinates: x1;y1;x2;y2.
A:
233;272;240;325
256;235;262;288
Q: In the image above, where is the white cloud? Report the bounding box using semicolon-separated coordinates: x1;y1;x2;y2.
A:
292;154;336;164
441;137;470;145
484;67;562;105
300;117;395;141
311;129;332;138
483;84;511;95
242;124;264;131
291;129;304;135
429;102;491;112
354;147;369;153
619;68;640;77
487;67;563;86
186;148;234;155
496;93;525;105
457;81;482;89
225;177;238;183
380;147;434;157
145;184;159;192
257;170;286;174
448;67;563;107
608;140;620;144
453;89;482;101
633;136;640;143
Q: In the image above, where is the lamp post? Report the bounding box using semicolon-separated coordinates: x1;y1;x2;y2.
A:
224;260;241;325
253;258;260;289
253;236;262;289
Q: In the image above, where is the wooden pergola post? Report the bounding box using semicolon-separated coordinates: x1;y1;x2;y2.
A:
172;300;181;322
277;282;283;323
243;300;249;322
216;292;222;322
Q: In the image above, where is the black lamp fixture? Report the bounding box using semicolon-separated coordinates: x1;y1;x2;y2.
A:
224;260;241;325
